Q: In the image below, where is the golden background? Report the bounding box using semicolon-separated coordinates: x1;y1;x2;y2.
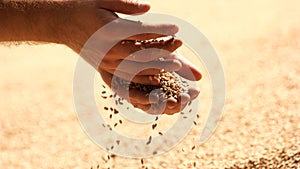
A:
0;0;299;168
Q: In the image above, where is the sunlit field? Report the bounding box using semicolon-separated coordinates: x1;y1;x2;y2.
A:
0;0;299;168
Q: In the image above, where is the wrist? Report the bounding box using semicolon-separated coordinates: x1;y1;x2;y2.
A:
0;0;91;44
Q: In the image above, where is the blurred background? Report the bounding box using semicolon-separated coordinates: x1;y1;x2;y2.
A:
0;0;299;168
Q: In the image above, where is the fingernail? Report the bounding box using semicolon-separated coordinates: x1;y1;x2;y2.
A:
179;93;190;103
138;1;151;9
165;59;181;72
151;76;160;85
173;59;182;71
193;68;202;81
189;89;200;99
170;25;179;34
167;98;177;109
149;93;159;103
168;104;176;109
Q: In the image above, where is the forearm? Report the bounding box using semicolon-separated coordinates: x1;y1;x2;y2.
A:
0;0;78;43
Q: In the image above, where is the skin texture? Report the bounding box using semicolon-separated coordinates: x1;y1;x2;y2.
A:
0;0;202;115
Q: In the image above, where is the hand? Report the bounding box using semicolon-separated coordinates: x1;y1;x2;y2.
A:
0;0;201;115
55;0;188;82
99;63;201;115
53;0;202;115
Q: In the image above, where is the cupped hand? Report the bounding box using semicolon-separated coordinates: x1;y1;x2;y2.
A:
99;66;200;115
56;0;201;115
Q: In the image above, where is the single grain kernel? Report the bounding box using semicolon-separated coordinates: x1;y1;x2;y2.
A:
146;136;152;145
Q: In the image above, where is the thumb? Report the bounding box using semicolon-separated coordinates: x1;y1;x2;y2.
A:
174;53;202;81
99;0;151;15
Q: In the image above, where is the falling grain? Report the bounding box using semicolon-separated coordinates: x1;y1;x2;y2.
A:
152;123;157;130
191;145;196;150
146;136;152;145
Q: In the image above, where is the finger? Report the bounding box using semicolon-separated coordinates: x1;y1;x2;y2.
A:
126;33;169;41
132;103;160;115
166;97;177;109
164;97;190;115
134;104;168;116
108;37;182;61
116;89;159;104
105;59;181;75
127;88;159;104
127;50;178;63
167;93;190;109
100;68;113;87
102;59;181;72
98;0;151;15
173;53;202;81
134;36;182;53
164;101;189;115
140;93;191;115
188;87;200;100
105;69;160;85
140;99;183;115
133;104;151;112
149;100;168;115
109;19;179;40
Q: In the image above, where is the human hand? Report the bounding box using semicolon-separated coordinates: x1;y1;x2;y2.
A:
0;0;201;114
100;47;199;115
100;66;200;115
54;0;202;115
